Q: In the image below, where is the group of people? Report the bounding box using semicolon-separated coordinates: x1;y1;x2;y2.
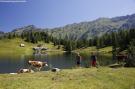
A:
76;52;97;67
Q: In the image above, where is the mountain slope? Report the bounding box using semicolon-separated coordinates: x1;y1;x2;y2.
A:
48;16;129;40
0;31;4;37
9;13;135;40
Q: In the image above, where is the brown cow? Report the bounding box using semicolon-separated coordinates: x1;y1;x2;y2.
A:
28;60;48;71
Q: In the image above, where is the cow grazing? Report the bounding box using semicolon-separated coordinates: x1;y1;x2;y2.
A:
17;69;34;74
28;60;48;71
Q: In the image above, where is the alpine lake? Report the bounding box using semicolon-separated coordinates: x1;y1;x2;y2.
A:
0;52;114;73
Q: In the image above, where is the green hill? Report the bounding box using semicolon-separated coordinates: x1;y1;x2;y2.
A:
0;38;64;57
0;38;113;57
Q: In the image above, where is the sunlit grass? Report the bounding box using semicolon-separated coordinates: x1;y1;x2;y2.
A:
0;38;64;57
0;68;135;89
0;38;112;57
74;46;112;56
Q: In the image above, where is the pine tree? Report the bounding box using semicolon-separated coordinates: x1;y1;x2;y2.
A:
125;39;135;67
112;32;118;61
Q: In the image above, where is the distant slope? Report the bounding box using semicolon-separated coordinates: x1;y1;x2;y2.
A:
8;13;135;40
0;31;4;34
12;25;44;35
49;14;133;40
0;31;4;38
49;18;125;40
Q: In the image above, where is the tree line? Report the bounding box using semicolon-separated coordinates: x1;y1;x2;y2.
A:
1;29;135;66
1;29;135;52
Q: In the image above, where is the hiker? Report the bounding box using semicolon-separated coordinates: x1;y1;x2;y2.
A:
76;52;82;67
90;52;97;67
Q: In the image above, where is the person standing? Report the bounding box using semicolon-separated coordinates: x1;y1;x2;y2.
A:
91;52;97;67
76;52;82;67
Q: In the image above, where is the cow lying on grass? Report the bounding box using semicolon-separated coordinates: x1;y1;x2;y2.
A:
17;69;34;74
28;60;48;71
51;68;61;72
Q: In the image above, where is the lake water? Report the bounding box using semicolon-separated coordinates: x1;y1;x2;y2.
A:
0;52;114;73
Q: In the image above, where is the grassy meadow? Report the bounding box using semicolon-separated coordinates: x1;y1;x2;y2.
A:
0;38;64;57
0;67;135;89
0;38;113;58
74;46;112;57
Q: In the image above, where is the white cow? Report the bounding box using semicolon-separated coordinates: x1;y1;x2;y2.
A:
18;69;34;73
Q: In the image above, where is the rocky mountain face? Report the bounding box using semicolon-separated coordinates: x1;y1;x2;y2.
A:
5;13;135;40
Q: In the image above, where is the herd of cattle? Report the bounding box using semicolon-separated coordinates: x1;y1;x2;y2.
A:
16;60;61;74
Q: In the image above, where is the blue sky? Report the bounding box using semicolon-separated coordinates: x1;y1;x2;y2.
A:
0;0;135;32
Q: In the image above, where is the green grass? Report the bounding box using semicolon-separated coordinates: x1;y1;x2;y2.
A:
0;68;135;89
0;38;113;58
0;38;64;57
99;46;112;53
74;46;112;57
